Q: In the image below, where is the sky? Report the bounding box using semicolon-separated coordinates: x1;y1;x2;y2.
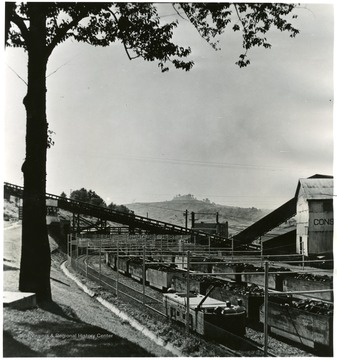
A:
3;2;335;211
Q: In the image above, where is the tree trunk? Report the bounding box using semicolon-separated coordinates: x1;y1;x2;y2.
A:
19;4;51;303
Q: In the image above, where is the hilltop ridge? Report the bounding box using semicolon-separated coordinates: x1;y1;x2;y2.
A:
125;195;271;236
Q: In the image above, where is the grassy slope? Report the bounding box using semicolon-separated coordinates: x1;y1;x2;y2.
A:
126;198;271;236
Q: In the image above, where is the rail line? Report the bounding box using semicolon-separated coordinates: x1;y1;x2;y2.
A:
72;253;281;357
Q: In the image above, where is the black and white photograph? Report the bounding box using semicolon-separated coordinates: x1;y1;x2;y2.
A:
3;1;334;357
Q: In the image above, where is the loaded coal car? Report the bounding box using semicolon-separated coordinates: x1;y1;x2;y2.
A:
163;287;246;342
146;264;178;291
260;296;333;353
106;252;130;274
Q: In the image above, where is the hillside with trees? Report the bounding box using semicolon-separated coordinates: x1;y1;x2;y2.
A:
126;194;271;236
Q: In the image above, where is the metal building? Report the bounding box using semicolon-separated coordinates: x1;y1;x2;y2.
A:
192;221;229;238
295;176;333;256
234;174;334;257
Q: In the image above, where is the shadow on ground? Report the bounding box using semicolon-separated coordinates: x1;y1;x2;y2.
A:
3;301;155;357
39;300;82;322
3;264;20;271
3;331;43;357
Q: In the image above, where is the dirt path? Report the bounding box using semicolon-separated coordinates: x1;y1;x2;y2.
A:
3;224;173;357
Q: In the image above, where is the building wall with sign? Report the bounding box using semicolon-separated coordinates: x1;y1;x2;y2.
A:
295;177;333;256
308;200;333;254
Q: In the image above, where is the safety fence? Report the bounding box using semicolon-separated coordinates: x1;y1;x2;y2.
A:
71;232;333;270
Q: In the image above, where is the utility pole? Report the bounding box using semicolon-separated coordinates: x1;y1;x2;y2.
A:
184;209;188;230
191;211;195;228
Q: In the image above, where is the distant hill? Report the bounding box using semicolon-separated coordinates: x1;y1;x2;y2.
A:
3;195;271;237
125;195;271;236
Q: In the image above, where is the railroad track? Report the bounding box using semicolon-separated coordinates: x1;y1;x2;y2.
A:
71;254;295;357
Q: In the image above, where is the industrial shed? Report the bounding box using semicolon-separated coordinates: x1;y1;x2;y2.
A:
295;176;333;256
192;221;228;237
234;175;334;257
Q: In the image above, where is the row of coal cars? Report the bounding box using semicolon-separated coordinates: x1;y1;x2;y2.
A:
105;251;333;352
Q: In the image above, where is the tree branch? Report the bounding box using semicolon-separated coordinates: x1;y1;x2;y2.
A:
233;3;248;58
178;4;217;50
8;5;30;43
7;64;28;85
172;4;187;21
106;8;139;61
46;13;88;57
234;4;246;34
124;45;141;60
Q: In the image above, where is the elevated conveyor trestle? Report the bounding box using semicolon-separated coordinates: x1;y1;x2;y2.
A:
233;197;297;244
71;213;109;234
4;182;231;245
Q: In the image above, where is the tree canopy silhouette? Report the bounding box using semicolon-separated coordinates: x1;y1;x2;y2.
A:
70;188;107;207
5;2;299;302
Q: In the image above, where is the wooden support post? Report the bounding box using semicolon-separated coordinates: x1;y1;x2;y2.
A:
302;239;305;270
143;246;146;305
161;236;163;259
86;240;88;278
116;237;119;298
186;250;191;334
99;237;102;283
69;235;72;260
264;261;269;356
76;234;79;259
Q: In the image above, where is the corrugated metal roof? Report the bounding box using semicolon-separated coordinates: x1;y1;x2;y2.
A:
295;178;334;200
